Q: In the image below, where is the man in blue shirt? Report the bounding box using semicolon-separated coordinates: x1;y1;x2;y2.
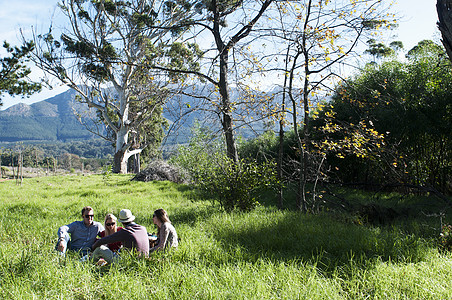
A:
56;206;104;256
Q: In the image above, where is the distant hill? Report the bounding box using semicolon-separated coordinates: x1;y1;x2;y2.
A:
0;85;278;144
0;89;94;142
0;88;205;144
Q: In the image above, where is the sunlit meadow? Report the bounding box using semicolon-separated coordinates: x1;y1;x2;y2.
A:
0;175;451;299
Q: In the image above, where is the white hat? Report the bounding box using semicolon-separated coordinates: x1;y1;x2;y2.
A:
118;209;135;223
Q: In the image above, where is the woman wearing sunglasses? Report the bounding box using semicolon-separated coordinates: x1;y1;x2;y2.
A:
91;213;123;265
99;213;123;252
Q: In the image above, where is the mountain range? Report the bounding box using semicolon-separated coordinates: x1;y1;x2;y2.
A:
0;89;93;143
0;85;278;145
0;88;211;144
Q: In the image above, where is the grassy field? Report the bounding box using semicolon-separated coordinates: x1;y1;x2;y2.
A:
0;174;451;299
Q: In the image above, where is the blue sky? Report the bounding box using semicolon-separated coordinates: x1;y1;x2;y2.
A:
392;0;439;50
0;0;440;109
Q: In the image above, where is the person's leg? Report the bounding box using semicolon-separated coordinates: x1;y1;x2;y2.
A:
91;245;114;264
79;248;92;261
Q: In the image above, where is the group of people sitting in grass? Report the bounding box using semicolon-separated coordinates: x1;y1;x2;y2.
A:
56;206;178;265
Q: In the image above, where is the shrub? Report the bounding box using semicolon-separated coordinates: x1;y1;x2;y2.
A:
170;123;278;211
439;223;452;251
195;156;278;211
1;166;10;178
102;164;113;185
169;122;224;184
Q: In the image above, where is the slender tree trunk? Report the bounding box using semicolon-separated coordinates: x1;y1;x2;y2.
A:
35;149;38;168
299;0;313;213
113;90;131;174
301;67;310;214
16;151;23;185
278;49;291;210
135;153;141;173
12;152;15;179
288;50;307;213
16;154;20;184
277;118;284;210
293;111;306;212
219;49;239;163
208;0;273;165
20;153;23;185
222;114;238;163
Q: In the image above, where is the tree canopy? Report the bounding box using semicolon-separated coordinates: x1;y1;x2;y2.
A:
30;0;200;173
0;41;41;106
317;40;452;193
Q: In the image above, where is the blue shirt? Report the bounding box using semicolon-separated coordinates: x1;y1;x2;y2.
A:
58;221;104;251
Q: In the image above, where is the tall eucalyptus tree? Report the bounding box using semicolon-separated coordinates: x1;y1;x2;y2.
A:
29;0;200;173
437;0;452;62
0;41;41;106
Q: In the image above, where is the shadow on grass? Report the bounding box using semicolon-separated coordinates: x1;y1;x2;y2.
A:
208;212;431;274
156;182;436;274
170;206;218;226
257;182;452;217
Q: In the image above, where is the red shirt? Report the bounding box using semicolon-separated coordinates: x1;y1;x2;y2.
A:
99;227;123;252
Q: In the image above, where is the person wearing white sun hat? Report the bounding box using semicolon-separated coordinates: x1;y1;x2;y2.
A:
92;209;149;257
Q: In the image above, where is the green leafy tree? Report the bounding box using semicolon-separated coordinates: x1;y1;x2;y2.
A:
0;41;41;106
268;0;395;212
365;39;403;62
327;40;452;193
29;0;200;173
171;122;277;211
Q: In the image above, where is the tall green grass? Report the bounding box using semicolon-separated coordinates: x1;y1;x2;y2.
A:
0;175;451;299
